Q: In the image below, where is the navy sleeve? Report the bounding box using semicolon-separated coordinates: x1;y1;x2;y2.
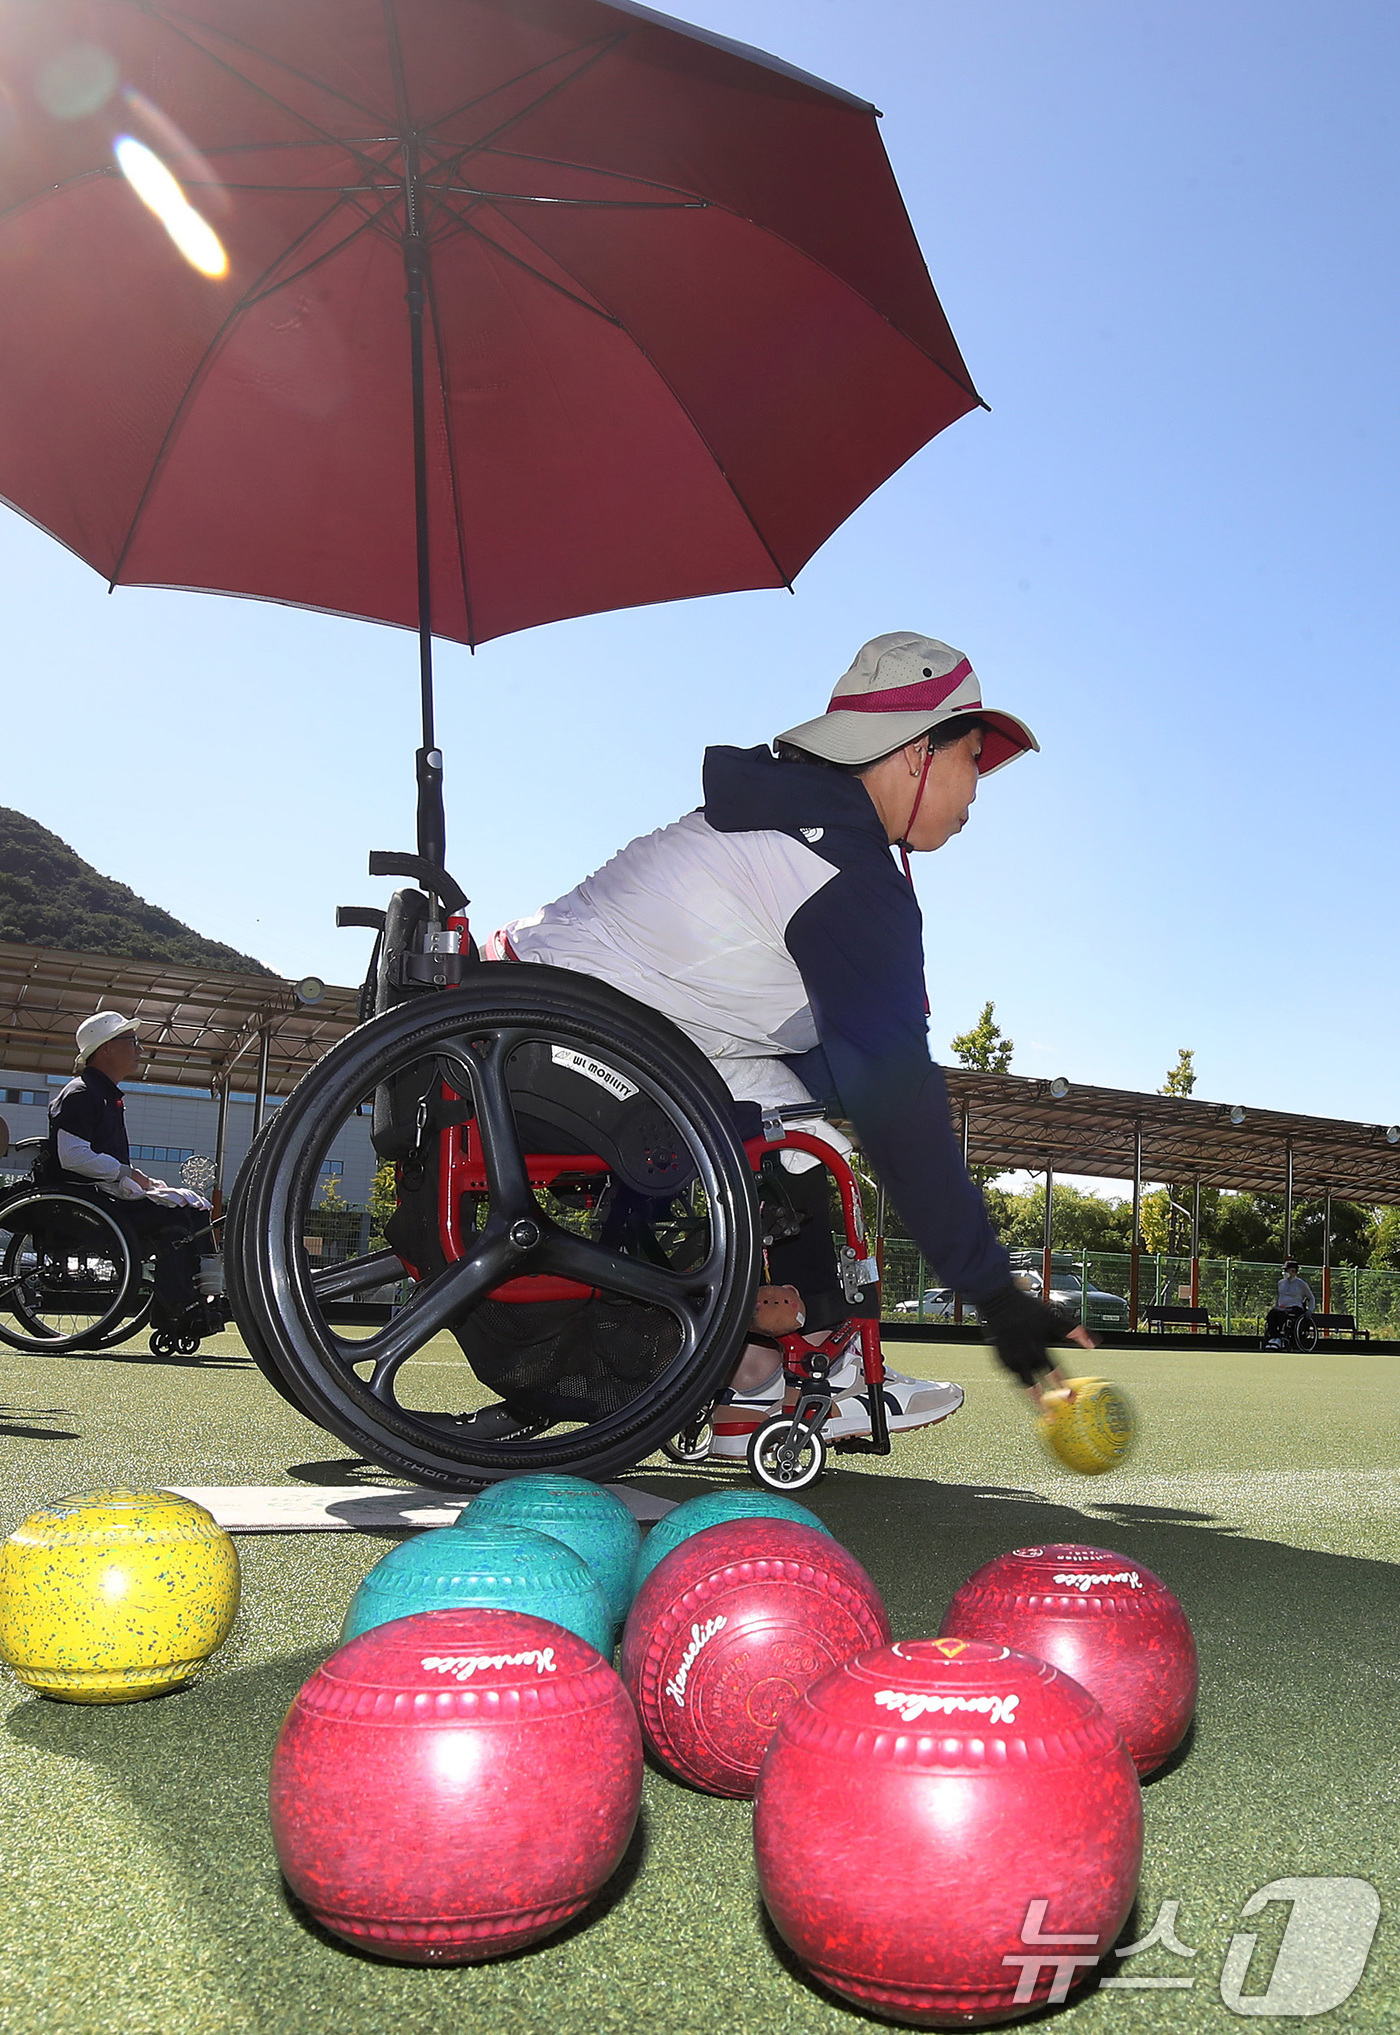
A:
784;859;1011;1302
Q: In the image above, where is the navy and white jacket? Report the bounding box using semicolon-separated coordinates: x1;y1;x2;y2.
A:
48;1066;144;1199
502;744;1011;1302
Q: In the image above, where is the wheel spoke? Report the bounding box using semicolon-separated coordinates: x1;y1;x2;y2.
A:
438;1035;535;1218
345;1232;520;1394
538;1227;710;1318
310;1250;405;1302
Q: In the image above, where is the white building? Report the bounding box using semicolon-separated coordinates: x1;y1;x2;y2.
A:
1;1062;377;1205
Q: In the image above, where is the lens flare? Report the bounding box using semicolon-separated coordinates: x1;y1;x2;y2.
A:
114;134;227;278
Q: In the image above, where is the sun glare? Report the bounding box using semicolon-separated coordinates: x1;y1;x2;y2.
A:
114;133;228;278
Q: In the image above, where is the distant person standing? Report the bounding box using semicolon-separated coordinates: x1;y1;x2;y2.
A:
47;1012;222;1338
1263;1256;1316;1349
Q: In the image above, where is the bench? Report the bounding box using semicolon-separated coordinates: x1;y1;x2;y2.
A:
1309;1313;1371;1343
1140;1304;1223;1337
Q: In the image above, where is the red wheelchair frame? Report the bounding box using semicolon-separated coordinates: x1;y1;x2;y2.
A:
432;1095;891;1478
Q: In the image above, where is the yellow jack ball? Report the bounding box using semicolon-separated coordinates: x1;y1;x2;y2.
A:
1039;1375;1137;1476
0;1489;240;1702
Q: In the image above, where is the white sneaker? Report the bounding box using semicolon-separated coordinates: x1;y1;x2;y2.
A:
707;1362;965;1459
707;1374;784;1462
828;1367;965;1439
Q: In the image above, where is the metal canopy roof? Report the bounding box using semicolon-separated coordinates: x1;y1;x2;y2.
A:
4;937;1396;1203
943;1068;1400;1207
0;940;359;1095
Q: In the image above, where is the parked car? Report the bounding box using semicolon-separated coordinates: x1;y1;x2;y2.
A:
1008;1253;1130;1332
891;1287;979;1322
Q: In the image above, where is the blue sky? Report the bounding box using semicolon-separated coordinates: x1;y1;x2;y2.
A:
2;0;1397;1139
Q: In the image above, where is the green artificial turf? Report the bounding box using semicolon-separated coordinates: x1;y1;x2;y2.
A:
0;1333;1395;2034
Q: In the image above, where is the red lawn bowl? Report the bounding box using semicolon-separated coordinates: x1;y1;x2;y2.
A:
620;1517;888;1797
939;1543;1197;1775
269;1606;641;1962
754;1637;1143;2028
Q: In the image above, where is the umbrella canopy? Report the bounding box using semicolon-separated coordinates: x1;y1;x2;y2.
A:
0;0;982;651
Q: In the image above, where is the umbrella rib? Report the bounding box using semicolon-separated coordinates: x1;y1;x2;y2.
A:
237;200;402;309
424;33;628;161
141;3;387;127
106;193;365;588
464;209;792;590
457;142;716;207
428;198;624;329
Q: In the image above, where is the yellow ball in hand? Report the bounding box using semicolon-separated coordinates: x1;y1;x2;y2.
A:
0;1489;240;1702
1039;1376;1137;1476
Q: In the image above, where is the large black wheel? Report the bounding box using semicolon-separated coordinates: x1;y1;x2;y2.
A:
229;967;760;1487
1292;1312;1319;1355
0;1191;139;1352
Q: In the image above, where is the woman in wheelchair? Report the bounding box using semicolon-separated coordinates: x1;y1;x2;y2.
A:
484;631;1091;1460
45;1012;224;1341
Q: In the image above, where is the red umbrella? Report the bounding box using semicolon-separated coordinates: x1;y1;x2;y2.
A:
0;0;982;863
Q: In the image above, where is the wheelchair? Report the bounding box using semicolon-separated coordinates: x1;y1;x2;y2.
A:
0;1140;221;1359
0;1145;156;1354
1264;1306;1318;1355
225;874;894;1493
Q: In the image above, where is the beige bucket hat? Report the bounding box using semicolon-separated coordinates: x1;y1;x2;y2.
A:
776;632;1038;772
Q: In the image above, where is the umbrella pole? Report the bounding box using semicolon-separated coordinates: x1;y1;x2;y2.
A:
404;192;447;886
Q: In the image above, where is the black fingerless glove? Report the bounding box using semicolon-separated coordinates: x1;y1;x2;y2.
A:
979;1282;1077;1387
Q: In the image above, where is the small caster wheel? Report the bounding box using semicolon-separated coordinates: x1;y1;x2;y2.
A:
149;1330;175;1357
661;1412;713;1466
176;1333;201;1356
747;1414;827;1492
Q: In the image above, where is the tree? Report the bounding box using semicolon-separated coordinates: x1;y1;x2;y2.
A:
1369;1206;1400;1272
1160;1048;1196;1097
951;1001;1013;1073
986;1181;1133;1252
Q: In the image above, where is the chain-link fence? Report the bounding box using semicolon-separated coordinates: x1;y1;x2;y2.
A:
879;1239;1400;1338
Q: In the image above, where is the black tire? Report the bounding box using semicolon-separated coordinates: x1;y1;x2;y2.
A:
224;1116;323;1419
0;1192;136;1352
229;968;759;1487
1293;1313;1318;1355
747;1414;827;1492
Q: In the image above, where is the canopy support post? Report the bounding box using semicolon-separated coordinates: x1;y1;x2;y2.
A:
954;1106;970;1324
253;1024;270;1138
1130;1118;1143;1332
1190;1175;1201;1329
1041;1152;1054;1311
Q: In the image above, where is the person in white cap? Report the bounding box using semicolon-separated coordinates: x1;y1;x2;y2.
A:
46;1012;222;1337
478;632;1089;1453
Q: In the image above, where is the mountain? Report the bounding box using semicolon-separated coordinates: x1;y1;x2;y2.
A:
0;807;275;976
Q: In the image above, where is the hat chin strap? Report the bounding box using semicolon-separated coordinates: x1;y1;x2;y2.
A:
897;743;934;883
898;747;934;1017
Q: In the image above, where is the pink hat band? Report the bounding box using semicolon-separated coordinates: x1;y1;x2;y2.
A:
825;658;975;716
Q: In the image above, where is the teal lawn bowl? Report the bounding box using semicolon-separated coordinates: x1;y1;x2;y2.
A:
467;1475;641;1629
341;1524;612;1655
632;1490;832;1597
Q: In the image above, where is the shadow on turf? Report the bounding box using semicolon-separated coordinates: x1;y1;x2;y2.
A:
0;1402;79;1441
8;1495;1398;2006
6;1642;652;1980
19;1341;253;1372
